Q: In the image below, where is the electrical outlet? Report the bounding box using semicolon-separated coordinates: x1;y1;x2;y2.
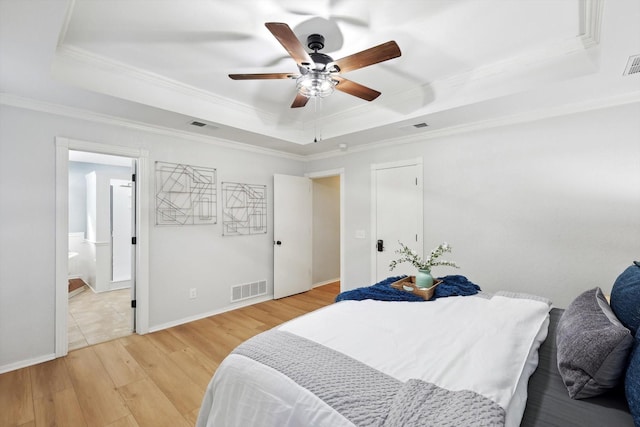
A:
189;288;197;299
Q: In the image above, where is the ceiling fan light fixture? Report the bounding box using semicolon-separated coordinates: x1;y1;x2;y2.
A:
296;72;336;98
230;23;401;107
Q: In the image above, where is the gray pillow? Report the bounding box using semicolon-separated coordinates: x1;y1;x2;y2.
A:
556;287;634;399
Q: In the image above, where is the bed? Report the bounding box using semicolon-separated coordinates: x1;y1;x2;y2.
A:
520;308;633;426
196;280;638;427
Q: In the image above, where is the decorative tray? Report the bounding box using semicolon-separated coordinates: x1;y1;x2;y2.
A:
390;276;441;300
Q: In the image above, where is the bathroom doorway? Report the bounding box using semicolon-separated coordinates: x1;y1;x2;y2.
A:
67;150;135;350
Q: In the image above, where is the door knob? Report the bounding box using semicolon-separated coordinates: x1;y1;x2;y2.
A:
275;240;282;246
377;239;384;252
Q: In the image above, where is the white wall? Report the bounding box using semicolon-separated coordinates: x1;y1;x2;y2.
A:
1;100;639;372
0;107;58;368
308;102;640;308
0;104;304;371
312;176;340;285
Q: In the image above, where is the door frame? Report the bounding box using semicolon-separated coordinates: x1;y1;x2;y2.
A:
305;168;345;292
55;137;150;357
370;158;423;284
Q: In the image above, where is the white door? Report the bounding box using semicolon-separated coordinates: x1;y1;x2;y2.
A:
273;174;312;299
373;162;423;282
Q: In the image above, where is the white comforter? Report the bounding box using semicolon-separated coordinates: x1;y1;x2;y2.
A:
197;294;550;427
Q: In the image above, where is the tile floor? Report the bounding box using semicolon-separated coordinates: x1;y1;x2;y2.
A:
68;286;132;351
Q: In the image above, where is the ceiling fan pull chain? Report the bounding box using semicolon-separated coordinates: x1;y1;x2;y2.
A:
318;97;323;142
313;97;324;143
314;97;318;143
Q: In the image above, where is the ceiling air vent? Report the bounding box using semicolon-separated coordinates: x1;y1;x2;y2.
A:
397;121;430;132
190;120;207;127
623;54;640;76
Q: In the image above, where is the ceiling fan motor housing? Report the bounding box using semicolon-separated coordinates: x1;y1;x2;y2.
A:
309;52;335;72
305;34;337;72
307;34;325;51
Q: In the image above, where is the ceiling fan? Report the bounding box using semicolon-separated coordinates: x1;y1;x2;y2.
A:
229;22;401;108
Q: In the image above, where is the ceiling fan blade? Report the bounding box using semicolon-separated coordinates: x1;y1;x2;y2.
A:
333;76;381;101
229;73;297;80
331;41;401;74
265;22;314;67
291;93;310;108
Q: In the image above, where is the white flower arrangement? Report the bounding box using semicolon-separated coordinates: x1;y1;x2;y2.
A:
389;241;460;272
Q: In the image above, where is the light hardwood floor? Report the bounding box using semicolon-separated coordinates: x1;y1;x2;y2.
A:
0;282;340;427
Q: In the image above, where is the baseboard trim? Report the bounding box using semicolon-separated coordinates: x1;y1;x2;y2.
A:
313;278;340;288
0;353;56;374
68;285;87;298
148;295;273;333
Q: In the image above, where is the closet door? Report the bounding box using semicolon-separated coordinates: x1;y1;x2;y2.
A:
372;160;423;283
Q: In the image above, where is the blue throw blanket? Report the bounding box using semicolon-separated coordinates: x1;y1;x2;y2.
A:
335;275;481;303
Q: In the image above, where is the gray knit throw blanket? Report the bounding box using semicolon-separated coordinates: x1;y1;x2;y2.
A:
232;329;505;427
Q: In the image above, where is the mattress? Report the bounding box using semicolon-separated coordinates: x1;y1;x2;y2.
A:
197;294;551;427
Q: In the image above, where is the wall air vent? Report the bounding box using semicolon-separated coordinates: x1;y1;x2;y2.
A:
413;122;429;129
231;280;267;302
623;54;640;76
190;120;207;127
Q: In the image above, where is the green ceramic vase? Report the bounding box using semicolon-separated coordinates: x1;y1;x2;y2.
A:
416;269;434;288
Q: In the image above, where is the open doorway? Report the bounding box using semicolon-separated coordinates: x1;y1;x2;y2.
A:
311;176;341;287
308;169;344;293
55;137;150;358
67;151;135;350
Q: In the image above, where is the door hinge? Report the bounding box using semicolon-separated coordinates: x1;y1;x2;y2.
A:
415;177;418;186
131;173;136;182
131;300;137;308
131;236;137;245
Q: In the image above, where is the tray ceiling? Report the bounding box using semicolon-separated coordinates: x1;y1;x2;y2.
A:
1;0;639;156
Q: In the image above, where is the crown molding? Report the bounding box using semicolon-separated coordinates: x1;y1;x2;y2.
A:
54;45;283;124
0;93;305;161
319;0;605;139
418;2;603;90
3;90;637;164
55;1;290;131
304;90;640;162
51;0;604;146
